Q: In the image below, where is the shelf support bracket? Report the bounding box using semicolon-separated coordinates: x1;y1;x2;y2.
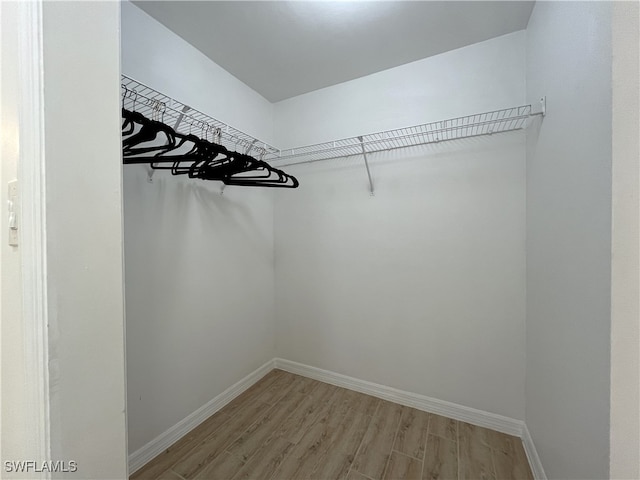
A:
358;136;374;196
530;96;546;117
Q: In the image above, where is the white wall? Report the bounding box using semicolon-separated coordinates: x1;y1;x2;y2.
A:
121;2;276;454
124;171;276;454
274;32;527;420
42;2;127;478
274;31;526;147
0;1;29;472
610;2;639;478
121;1;274;146
525;2;612;478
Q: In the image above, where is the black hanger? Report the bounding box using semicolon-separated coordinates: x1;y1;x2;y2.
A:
146;132;221;171
122;106;299;188
122;109;178;158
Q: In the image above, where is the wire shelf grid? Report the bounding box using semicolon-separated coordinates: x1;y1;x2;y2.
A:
121;75;280;160
121;74;539;171
272;105;533;166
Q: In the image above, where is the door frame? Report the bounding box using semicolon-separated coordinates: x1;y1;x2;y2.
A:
16;0;51;475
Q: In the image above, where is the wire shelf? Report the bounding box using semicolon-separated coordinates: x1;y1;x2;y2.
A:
121;75;280;160
272;105;535;167
121;74;542;176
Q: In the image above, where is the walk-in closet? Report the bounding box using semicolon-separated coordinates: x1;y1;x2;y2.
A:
3;1;637;480
118;1;624;479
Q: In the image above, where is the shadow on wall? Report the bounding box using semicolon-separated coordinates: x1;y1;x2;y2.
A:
125;165;274;258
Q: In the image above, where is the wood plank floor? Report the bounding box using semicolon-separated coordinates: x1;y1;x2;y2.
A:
131;370;533;480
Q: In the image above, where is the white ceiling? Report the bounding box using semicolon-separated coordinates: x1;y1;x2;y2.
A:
133;1;534;103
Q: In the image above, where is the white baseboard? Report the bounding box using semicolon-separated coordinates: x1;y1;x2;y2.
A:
128;359;275;474
274;358;524;438
276;359;549;477
522;424;547;480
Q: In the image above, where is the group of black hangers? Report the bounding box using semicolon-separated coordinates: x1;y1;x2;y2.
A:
122;107;298;188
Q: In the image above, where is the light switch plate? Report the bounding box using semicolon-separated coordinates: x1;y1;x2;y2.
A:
8;179;18;246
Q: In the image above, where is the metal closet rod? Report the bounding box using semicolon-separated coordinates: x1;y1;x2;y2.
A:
271;97;546;196
121;75;280;159
273;98;547;168
120;76;546;195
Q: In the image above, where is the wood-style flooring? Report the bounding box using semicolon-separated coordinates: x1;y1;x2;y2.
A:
131;369;533;480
